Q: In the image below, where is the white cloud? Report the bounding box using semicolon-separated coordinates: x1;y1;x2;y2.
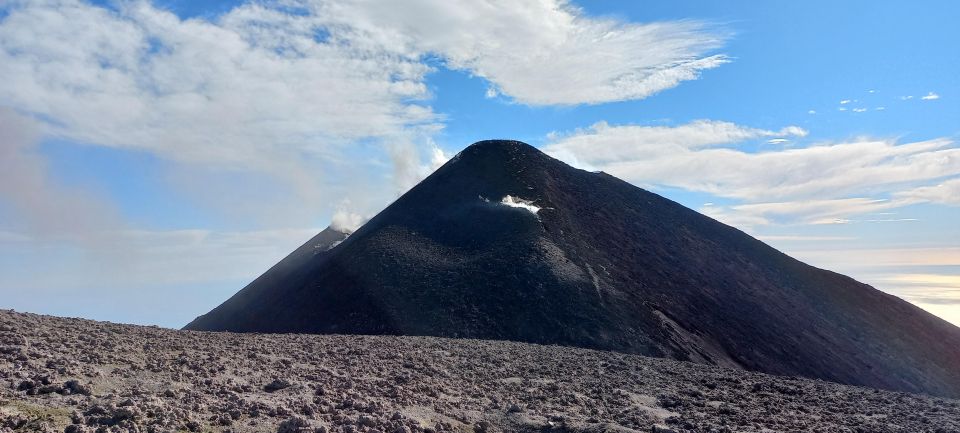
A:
545;120;806;166
544;120;960;226
388;140;450;194
808;110;816;114
895;178;960;206
852;108;867;113
705;198;913;226
696;205;773;227
329;211;366;233
0;0;449;229
876;106;886;111
310;0;730;105
840;99;851;104
0;0;730;226
0;1;441;167
546;120;959;201
0;0;730;148
779;126;808;137
922;92;940;100
902;95;914;100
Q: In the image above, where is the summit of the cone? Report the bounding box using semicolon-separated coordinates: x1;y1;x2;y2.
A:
446;140;553;168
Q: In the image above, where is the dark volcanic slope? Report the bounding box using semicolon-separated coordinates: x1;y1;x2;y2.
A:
233;225;350;303
5;310;960;433
186;140;960;398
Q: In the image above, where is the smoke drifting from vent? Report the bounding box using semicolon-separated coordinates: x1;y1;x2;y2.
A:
0;109;121;242
330;207;367;233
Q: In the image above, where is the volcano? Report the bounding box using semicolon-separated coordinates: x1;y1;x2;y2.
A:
186;140;960;397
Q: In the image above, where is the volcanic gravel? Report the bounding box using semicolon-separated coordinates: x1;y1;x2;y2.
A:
1;310;958;433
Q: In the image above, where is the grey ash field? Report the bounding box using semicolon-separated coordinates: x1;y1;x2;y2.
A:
2;311;959;433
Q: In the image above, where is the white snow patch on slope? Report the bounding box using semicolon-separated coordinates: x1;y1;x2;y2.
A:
500;195;541;215
326;239;345;251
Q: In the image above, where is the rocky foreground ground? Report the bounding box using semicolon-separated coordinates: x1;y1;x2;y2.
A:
0;310;958;433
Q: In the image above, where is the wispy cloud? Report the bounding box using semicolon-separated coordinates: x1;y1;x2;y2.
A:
895;178;960;206
922;92;941;100
544;120;960;226
756;235;855;242
707;198;907;226
790;247;960;269
545;121;958;201
545;120;806;168
313;1;731;105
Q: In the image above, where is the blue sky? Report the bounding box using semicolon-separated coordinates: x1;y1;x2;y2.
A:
0;0;958;328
